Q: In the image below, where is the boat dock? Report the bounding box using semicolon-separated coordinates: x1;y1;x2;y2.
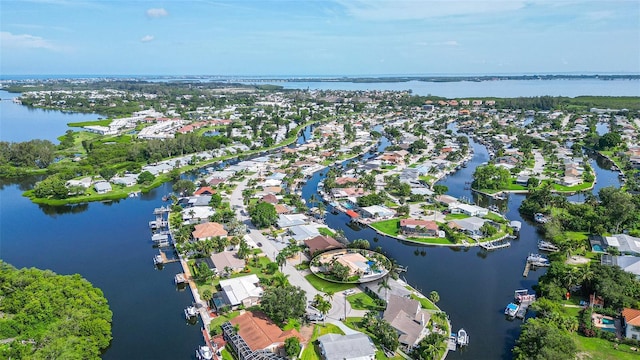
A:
154;250;179;265
479;238;511;250
175;273;187;285
447;335;457;352
515;290;536;319
523;254;550;277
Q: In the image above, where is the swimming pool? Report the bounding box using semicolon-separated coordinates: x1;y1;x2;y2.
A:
601;326;616;333
602;318;615;325
592;244;604;252
342;202;354;209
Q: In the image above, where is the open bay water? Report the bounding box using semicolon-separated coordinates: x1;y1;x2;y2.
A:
0;79;626;359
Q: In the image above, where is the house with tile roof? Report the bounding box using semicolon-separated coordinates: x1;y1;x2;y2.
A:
622;308;640;340
304;235;344;256
399;219;439;237
192;222;227;240
228;311;305;353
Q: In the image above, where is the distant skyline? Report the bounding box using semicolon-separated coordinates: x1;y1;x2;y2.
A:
1;1;639;76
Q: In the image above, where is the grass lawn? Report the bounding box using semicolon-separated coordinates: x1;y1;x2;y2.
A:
406;237;455;245
67;119;112;127
505;180;528;191
444;213;470;220
318;227;335;237
300;324;344;360
571;333;640;360
566;231;589;242
370;219;400;236
220;348;234;360
347;292;384;310
384;200;397;208
484;212;507;223
553;182;594;192
418;175;436;184
410;294;439;310
305;274;356;293
209;311;240;334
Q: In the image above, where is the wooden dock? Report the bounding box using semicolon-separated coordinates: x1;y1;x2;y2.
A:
523;262;531;277
479;239;511;251
155;250;179;265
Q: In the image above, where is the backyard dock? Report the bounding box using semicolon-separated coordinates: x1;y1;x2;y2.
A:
154;250;179;265
523;262;531;277
479;238;511;251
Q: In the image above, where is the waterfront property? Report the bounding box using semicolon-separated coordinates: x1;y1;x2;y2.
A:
214;275;263;310
622;308;640;340
310;249;389;283
317;333;376;360
226;311;305;355
383;294;431;349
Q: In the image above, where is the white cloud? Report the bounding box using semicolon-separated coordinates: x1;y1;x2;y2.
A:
0;31;60;51
146;8;169;18
335;0;526;21
140;35;155;43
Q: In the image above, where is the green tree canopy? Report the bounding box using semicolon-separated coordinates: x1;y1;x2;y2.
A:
512;318;576;360
249;202;278;229
260;285;307;325
0;261;112;360
472;164;512;190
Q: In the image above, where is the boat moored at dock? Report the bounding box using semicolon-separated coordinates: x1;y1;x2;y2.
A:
457;328;469;347
184;305;197;320
195;345;213;360
538;240;560;252
505;303;519;318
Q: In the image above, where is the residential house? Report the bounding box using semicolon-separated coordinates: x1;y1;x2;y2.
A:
210;251;246;275
111;174;137;187
261;194;279;204
216;275;264;310
448;217;487;237
194;186;216;196
334;177;359;187
603;234;640;256
181;206;215;222
622;308;640;340
383;294;430;348
227;311;305;352
304;235;344;256
435;195;459;208
192;222;227;241
601;254;640;278
66;177;92;188
317;333;376;360
399;219;439;237
93;181;112;194
359;205;395;219
289;225;321;242
277;214;308;228
451;203;489;217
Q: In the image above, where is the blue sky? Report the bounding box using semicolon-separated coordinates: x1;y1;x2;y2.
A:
1;0;639;76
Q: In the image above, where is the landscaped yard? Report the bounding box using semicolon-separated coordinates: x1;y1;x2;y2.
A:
370;219;400;236
318;227;335;237
304;274;356;293
347;292;385;311
208;310;240;334
483;212;507;223
571;333;640;360
444;213;470;220
410;294;439;310
553;181;594;192
300;324;345;360
406;236;454;245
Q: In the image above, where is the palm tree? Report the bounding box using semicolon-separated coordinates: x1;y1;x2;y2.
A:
324;290;335;302
316;298;332;324
271;272;290;287
276;252;287;270
378;278;391;301
429;291;440;304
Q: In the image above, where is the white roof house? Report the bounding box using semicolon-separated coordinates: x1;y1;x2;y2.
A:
218;274;263;308
182;206;215;221
289;225;321;242
605;234;640;255
452;203;489;217
318;333;376;360
111;174;138;187
360;205;395;219
277;214;309;228
93;181;112;194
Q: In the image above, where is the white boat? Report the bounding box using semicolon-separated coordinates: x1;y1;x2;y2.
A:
196;345;213;360
184;306;197;319
153;254;163;265
538;240;559;252
505;303;519;317
527;253;550;266
457;328;469;346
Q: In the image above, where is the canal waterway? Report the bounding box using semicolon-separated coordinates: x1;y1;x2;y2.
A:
0;82;624;359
